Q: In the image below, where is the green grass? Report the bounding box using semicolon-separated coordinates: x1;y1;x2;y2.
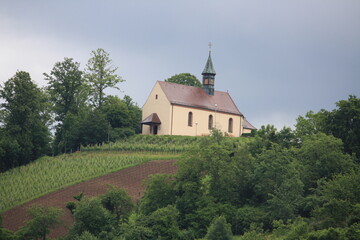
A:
82;134;252;153
0;151;179;213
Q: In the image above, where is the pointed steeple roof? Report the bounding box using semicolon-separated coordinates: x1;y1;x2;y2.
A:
202;51;216;75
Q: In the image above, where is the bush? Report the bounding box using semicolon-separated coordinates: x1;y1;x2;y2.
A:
205;216;233;240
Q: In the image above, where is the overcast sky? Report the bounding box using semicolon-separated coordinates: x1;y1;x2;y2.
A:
1;0;359;129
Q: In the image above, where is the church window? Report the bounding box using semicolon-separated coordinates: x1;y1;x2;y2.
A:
188;112;193;127
210;79;214;85
228;118;233;133
204;79;208;84
155;94;158;99
208;115;213;129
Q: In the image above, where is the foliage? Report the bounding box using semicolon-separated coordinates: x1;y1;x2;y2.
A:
250;125;298;155
295;95;360;161
297;133;355;191
270;218;310;240
329;95;360;160
311;170;360;229
44;58;88;154
0;130;20;171
205;215;233;240
0;71;51;171
101;186;134;221
139;174;176;215
82;134;251;153
74;231;99;240
120;221;154;240
295;110;330;137
84;48;124;108
44;57;86;121
142;205;183;240
0;151;178;212
101;95;142;138
233;206;266;235
305;227;347;240
165;73;202;88
17;205;63;240
70;197;113;237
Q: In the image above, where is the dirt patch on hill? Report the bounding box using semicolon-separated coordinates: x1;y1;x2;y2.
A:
2;159;178;238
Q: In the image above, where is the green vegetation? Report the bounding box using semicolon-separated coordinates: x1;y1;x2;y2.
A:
16;205;63;240
83;134;251;153
39;95;356;240
0;91;359;239
0;151;178;212
0;48;142;172
164;73;202;88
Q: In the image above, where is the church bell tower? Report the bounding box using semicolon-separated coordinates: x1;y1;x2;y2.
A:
202;44;216;96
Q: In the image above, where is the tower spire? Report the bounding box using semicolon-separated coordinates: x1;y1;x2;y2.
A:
202;44;216;95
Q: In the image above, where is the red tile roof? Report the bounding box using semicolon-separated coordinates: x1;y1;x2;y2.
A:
141;113;161;125
158;81;243;116
243;118;257;130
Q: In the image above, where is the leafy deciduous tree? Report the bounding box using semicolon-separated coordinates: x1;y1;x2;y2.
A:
140;174;176;215
70;197;112;237
84;48;124;108
44;57;86;121
165;73;202;88
17;205;63;240
101;186;134;221
297;133;354;191
205;215;233;240
0;71;51;168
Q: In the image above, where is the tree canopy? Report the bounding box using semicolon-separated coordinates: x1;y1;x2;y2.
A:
165;73;202;87
84;48;124;108
0;71;51;170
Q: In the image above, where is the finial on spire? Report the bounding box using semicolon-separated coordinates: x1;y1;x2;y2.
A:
208;42;212;52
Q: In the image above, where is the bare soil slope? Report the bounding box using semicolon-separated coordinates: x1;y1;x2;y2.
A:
2;159;177;238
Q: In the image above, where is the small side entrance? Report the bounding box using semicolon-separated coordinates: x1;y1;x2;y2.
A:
153;125;158;135
141;113;161;135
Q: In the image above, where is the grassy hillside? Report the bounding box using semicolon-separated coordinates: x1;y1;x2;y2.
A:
0;134;249;213
0;151;178;213
82;134;252;152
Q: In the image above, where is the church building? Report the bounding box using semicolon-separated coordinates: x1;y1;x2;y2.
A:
141;51;256;137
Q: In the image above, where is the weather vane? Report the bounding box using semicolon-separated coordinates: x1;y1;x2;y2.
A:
208;42;212;52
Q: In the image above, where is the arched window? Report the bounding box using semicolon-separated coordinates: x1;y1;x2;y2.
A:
188;112;193;127
228;118;233;133
208;115;213;129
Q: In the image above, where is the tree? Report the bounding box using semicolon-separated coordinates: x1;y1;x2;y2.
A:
252;146;303;221
0;71;51;167
205;216;233;240
17;205;63;240
84;48;124;108
297;133;354;191
44;58;88;154
295;110;330;138
0;129;20;171
140;174;176;215
165;73;202;88
123;95;142;134
143;205;182;240
44;57;86;121
311;171;360;228
70;197;112;237
78;109;108;146
329;95;360;160
295;96;360;161
101;186;134;221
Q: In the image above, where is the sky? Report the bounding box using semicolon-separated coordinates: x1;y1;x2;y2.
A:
1;0;359;129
